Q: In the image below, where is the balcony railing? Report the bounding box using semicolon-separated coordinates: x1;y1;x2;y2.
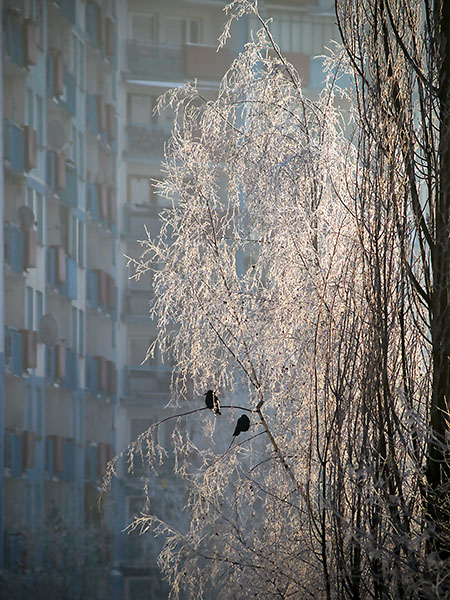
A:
126;123;168;158
123;203;165;240
124;366;172;399
126;41;233;82
127;41;183;80
4;120;25;173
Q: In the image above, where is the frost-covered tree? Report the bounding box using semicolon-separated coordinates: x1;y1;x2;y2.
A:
120;1;450;598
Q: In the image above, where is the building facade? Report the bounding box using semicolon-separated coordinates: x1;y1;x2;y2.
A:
1;1;337;598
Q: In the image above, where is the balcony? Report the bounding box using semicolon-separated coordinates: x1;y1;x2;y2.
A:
58;165;78;208
126;123;168;159
4;222;24;273
124;366;172;402
45;342;66;385
85;1;100;49
5;327;23;376
86;355;107;398
4;120;25;173
126;41;233;82
46;150;66;194
3;12;24;68
87;269;116;316
4;430;23;478
123;203;165;241
61;348;78;391
56;0;76;24
126;41;183;81
61;439;76;482
46;435;64;479
124;290;151;321
47;247;78;300
4;531;24;573
60;70;76;115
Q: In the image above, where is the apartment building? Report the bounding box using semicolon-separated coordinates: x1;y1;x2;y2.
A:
2;0;118;596
1;0;337;598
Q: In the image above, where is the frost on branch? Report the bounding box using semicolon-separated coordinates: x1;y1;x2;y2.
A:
123;6;434;598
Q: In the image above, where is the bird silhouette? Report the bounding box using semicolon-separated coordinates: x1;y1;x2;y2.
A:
204;390;221;415
233;414;250;436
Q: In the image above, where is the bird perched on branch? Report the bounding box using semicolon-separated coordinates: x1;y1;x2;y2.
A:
205;390;221;415
233;414;250;436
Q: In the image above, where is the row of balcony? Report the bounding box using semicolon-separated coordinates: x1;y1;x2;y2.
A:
4;429;113;485
5;326;169;402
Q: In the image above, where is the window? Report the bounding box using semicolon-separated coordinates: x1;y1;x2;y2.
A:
111;320;116;349
79;41;85;88
36;291;43;329
27;286;34;330
71;306;78;352
70;215;77;259
265;15;337;55
78;310;84;355
24;385;43;436
163;17;202;45
130;13;157;42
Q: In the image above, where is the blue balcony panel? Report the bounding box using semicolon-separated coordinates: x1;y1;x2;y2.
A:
86;93;99;136
86;2;99;48
86;444;98;484
45;437;54;479
3;14;24;67
4;222;24;273
47;150;56;193
61;440;76;482
5;431;23;478
87;269;99;309
87;179;100;222
60;70;76;115
58;0;76;23
62;348;78;391
47;246;55;289
59;167;77;208
4;120;25;173
4;531;24;572
5;327;23;377
58;255;77;299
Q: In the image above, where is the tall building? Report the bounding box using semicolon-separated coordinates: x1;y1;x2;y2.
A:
1;1;337;598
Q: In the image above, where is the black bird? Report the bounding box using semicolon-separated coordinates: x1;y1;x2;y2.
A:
233;414;250;436
205;390;221;415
